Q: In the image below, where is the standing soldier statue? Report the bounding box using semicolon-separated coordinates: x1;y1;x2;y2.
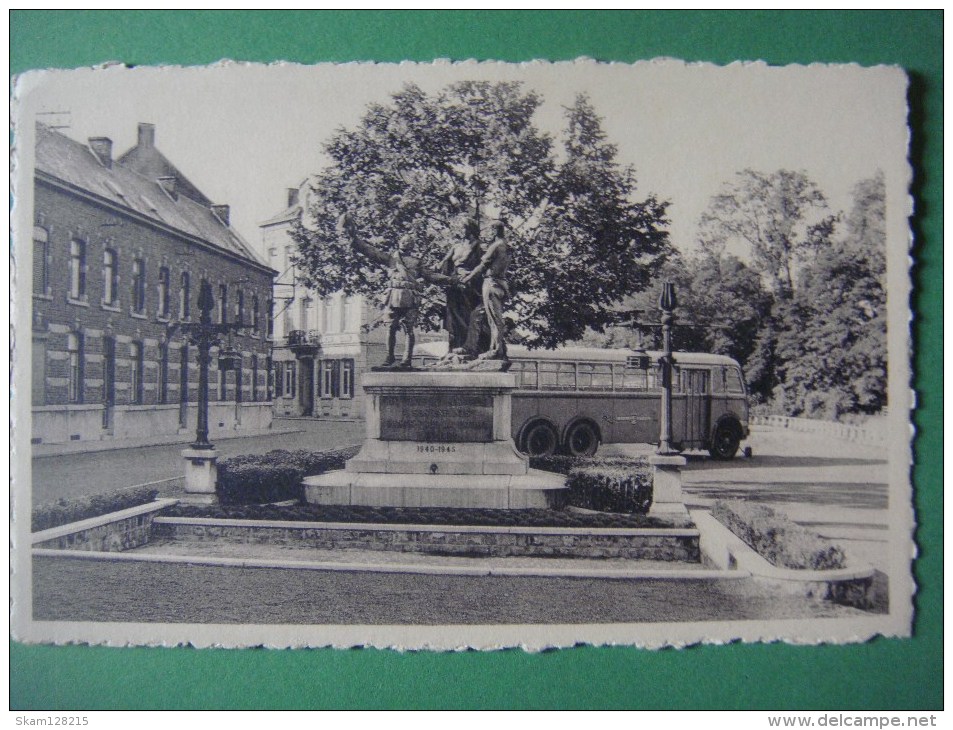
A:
338;213;452;369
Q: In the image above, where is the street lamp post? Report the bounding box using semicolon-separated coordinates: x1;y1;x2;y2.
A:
657;281;677;456
176;281;243;503
647;281;689;519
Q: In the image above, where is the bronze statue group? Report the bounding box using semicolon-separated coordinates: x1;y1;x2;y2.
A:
338;214;511;370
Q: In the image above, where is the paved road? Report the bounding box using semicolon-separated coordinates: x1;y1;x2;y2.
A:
607;427;892;572
33;556;869;625
29;419;366;504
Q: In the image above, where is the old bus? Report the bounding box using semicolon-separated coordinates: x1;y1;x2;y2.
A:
415;342;749;460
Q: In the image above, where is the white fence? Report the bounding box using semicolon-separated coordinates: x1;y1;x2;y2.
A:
750;415;888;445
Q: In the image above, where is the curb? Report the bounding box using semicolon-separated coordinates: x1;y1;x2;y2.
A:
691;510;875;605
31;426;306;458
32;547;746;581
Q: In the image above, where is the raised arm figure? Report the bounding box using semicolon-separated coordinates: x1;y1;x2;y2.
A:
337;213;425;368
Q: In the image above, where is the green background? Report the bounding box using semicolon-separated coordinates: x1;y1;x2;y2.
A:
10;10;943;710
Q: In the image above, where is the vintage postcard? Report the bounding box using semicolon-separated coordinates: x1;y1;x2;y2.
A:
11;59;913;649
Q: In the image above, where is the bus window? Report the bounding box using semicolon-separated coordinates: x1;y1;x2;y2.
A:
685;368;710;395
557;362;576;389
590;363;613;390
514;360;538;389
619;365;649;390
576;363;612;391
577;363;592;389
725;367;745;394
711;367;725;393
538;362;576;389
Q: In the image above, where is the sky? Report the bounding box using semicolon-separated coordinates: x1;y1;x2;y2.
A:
13;59;908;262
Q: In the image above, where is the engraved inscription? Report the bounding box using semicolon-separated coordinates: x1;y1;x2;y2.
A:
380;394;494;442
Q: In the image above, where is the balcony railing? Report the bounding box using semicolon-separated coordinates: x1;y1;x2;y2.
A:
287;329;321;353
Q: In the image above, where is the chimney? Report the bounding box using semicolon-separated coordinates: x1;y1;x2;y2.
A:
137;123;155;148
211;204;230;226
287;188;300;208
88;137;113;168
157;175;178;200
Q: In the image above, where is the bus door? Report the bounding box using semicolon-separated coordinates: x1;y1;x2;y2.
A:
680;368;711;447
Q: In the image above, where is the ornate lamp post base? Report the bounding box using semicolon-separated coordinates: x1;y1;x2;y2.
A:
181;448;219;505
648;282;688;519
647;453;689;517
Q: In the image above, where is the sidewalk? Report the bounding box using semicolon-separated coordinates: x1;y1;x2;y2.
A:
31;423;305;458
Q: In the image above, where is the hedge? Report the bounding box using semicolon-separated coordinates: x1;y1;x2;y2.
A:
216;445;361;505
32;485;160;532
565;463;653;514
711;500;848;570
530;454;648;476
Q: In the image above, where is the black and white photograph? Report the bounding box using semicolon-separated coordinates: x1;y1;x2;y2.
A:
11;59;912;649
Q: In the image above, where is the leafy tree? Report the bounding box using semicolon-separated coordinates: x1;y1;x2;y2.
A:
698;169;838;298
291;82;671;348
774;172;887;417
589;250;774;400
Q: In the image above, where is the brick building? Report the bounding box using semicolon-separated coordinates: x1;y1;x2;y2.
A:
30;123;276;447
261;186;444;421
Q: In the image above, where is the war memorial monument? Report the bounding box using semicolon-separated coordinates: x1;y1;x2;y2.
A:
304;214;567;508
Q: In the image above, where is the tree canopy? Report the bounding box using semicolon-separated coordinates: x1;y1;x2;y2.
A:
697;169;838;298
291;82;671;348
774;171;887;417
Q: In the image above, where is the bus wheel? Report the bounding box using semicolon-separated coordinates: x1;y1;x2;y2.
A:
521;421;559;457
709;421;740;460
564;421;600;457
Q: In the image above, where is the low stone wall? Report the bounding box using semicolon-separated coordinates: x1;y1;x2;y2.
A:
152;517;701;562
32;499;179;552
693;510;874;608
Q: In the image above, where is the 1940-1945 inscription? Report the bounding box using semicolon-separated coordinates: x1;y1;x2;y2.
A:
379;394;494;442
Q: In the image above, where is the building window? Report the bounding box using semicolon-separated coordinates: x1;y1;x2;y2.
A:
219;366;228;401
69;239;87;300
158;267;170;318
235;360;243;404
319;359;354;399
159;342;169;404
130;342;144;404
218;284;228;324
67;332;84;403
266;298;274;338
252;295;260;335
251;355;259;402
322;297;333;333
180;272;191;319
341;359;354;399
179;344;190;428
102;336;115;409
341;296;352;332
283;299;293;334
132;258;146;313
33;226;49;296
320;359;337;399
282;362;296;398
102;249;119;306
236;289;245;327
266;355;273;400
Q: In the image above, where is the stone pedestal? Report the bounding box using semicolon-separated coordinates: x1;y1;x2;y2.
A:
181;447;219;505
647;454;689;517
305;371;565;508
